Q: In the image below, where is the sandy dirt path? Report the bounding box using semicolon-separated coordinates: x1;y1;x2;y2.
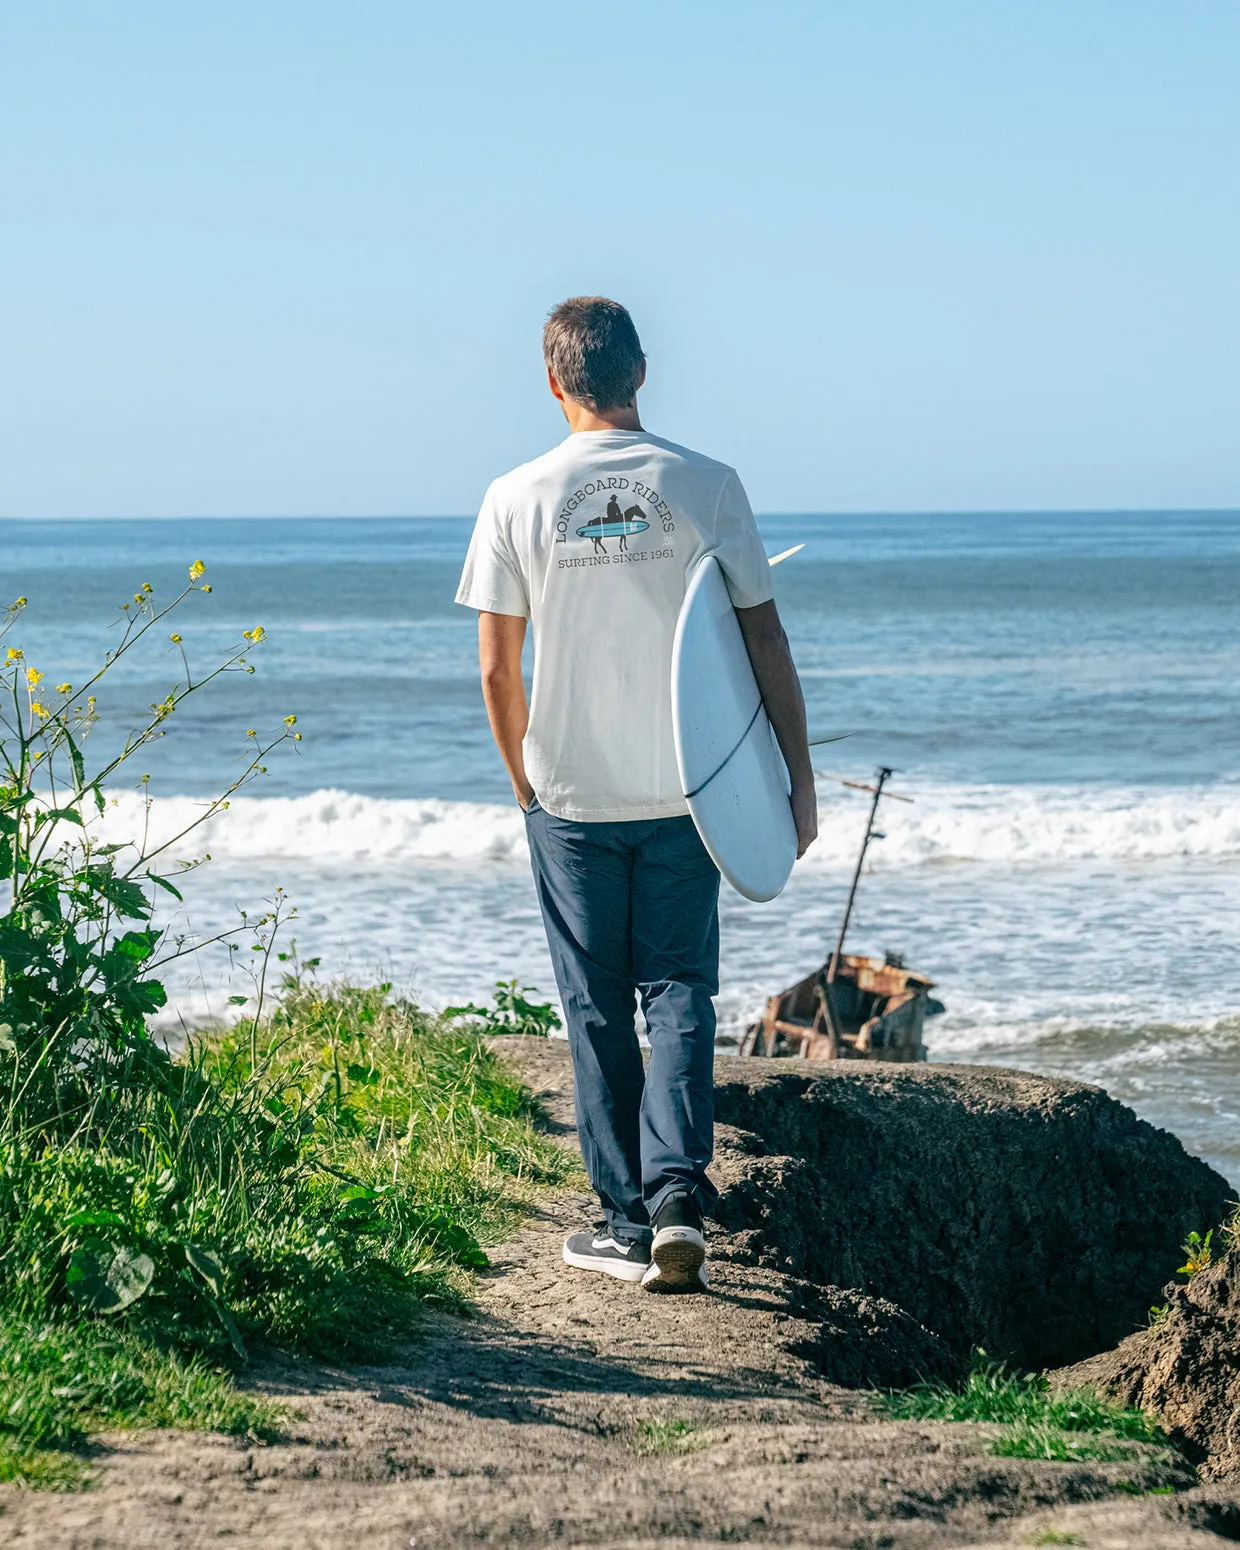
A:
3;1041;1237;1550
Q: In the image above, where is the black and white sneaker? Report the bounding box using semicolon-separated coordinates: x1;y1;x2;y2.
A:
641;1193;708;1293
562;1225;651;1283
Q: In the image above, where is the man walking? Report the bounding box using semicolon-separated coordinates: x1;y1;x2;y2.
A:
456;297;816;1292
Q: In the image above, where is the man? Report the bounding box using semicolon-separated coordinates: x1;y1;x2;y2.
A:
456;297;816;1293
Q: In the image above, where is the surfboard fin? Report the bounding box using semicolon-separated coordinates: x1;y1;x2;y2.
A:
766;543;805;567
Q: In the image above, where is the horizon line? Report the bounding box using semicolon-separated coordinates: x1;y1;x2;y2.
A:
3;506;1240;523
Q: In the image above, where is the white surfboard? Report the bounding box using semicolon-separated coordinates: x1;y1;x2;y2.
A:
671;553;798;902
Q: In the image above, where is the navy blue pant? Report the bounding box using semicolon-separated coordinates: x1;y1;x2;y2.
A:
524;802;720;1244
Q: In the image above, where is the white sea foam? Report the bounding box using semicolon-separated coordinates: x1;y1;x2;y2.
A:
91;789;529;866
88;780;1240;871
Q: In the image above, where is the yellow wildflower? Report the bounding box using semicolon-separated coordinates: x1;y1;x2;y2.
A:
142;583;153;594
201;584;212;593
283;715;297;726
31;701;50;719
133;593;144;604
246;729;256;737
56;683;71;695
170;633;182;644
189;560;205;580
6;646;23;662
13;597;27;607
293;732;302;741
26;667;43;688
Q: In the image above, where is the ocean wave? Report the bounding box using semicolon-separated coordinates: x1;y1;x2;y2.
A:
804;781;1240;868
83;781;1240;870
92;790;529;865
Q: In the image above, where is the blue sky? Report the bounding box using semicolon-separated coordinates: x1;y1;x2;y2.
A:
2;2;1237;518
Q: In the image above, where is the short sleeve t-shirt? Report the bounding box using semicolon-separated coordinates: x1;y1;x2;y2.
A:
455;429;773;822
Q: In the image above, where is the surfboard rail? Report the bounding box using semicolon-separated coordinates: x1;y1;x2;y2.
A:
671;553;796;902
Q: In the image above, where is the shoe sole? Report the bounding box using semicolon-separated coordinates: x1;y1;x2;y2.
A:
561;1243;648;1282
641;1227;708;1293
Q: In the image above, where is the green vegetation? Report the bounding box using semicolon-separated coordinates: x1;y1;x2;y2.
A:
0;983;573;1488
0;580;576;1487
444;978;563;1038
1178;1228;1214;1277
0;1315;283;1489
1023;1533;1083;1547
1149;1221;1229;1327
879;1352;1163;1463
632;1418;706;1456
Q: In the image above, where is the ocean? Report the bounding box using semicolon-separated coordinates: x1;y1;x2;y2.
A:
4;511;1239;1186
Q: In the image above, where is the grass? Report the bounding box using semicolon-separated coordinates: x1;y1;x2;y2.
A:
1023;1533;1083;1546
878;1352;1164;1463
632;1418;706;1456
0;1315;285;1488
0;980;579;1487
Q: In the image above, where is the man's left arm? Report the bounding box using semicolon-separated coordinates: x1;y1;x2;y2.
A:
735;601;818;858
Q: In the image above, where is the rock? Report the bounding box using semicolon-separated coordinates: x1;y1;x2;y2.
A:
1054;1243;1240;1480
710;1057;1231;1369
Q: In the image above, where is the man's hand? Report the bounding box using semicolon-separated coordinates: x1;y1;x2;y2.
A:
514;779;536;811
790;776;818;859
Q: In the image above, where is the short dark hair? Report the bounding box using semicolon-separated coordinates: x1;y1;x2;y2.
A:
543;297;645;412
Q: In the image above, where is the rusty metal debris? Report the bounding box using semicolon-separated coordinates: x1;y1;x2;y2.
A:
739;766;945;1062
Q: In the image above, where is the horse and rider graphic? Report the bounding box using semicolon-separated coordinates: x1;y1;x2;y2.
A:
576;494;651;554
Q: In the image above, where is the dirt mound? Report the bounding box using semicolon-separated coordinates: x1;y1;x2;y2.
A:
1055;1241;1240;1480
784;1280;958;1388
710;1057;1231;1369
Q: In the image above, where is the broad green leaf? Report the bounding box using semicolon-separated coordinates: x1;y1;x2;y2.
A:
65;1241;155;1314
64;1209;127;1229
32;807;84;829
213;1300;247;1362
182;1243;226;1296
99;875;153;920
420;1213;489;1269
114;928;160;962
116;977;168;1014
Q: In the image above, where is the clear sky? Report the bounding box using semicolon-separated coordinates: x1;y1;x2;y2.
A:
2;2;1237;519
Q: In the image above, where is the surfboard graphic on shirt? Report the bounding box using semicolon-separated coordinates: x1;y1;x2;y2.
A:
576;493;651;552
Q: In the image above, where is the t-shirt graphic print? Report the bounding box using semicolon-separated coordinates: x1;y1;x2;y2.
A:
456;429;773;822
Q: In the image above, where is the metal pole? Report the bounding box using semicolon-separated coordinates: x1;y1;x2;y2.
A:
826;766;892;985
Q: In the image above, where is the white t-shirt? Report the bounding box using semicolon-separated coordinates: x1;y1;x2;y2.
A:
456;429;774;822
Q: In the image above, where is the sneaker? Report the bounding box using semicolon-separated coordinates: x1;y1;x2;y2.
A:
562;1224;651;1283
641;1193;708;1293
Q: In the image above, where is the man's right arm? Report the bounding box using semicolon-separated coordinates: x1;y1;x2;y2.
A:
478;611;535;810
